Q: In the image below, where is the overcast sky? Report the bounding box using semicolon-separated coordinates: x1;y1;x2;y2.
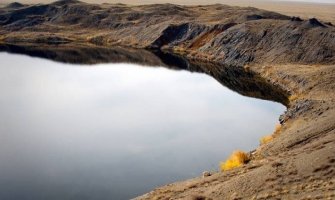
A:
1;0;335;4
280;0;334;3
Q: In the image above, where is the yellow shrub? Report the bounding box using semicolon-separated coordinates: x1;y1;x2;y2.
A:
260;135;274;145
273;124;282;136
220;151;249;171
260;124;282;145
289;94;299;102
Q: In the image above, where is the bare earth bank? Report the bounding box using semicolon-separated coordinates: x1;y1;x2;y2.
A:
135;63;335;200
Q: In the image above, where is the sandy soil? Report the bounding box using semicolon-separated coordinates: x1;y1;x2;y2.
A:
248;1;335;24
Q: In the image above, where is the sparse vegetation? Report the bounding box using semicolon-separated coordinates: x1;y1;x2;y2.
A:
260;134;274;145
260;124;282;145
243;64;250;71
273;124;282;136
220;150;250;171
172;46;187;53
289;94;299;102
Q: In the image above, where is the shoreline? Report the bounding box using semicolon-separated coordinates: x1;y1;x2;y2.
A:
135;61;335;200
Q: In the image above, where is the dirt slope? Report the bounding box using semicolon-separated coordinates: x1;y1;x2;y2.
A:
135;62;335;200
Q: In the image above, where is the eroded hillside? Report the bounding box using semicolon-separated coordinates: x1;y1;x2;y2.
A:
0;0;334;67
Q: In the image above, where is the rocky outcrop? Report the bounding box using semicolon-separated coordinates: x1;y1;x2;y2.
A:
5;2;25;9
151;23;208;48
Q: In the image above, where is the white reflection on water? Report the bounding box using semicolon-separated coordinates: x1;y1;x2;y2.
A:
0;53;285;200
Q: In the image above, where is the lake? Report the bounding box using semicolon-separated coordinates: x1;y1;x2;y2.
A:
0;50;285;200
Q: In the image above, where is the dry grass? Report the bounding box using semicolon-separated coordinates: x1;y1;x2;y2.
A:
243;64;251;72
288;94;299;102
220;150;250;171
260;135;274;145
260;124;282;145
273;124;282;136
173;46;186;52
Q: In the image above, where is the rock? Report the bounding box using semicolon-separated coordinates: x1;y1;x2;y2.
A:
6;2;25;9
202;171;211;178
291;16;303;22
307;18;326;27
325;22;333;26
280;99;314;123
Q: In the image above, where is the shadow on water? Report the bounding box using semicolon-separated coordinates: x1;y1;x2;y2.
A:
0;43;289;105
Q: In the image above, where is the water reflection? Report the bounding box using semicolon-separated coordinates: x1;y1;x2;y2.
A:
0;43;289;104
0;45;285;200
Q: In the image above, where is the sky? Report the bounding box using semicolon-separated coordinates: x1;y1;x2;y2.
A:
280;0;334;3
1;0;334;4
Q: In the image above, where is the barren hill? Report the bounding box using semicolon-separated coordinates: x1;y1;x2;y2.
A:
0;0;334;67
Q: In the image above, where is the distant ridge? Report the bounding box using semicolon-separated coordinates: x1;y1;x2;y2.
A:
51;0;81;6
6;2;24;8
0;1;334;66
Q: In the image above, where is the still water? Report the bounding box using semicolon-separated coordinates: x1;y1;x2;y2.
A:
0;52;285;200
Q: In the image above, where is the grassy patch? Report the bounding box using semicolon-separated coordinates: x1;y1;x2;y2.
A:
172;46;187;54
288;94;299;102
220;150;250;171
0;35;5;42
260;124;282;145
260;135;274;145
